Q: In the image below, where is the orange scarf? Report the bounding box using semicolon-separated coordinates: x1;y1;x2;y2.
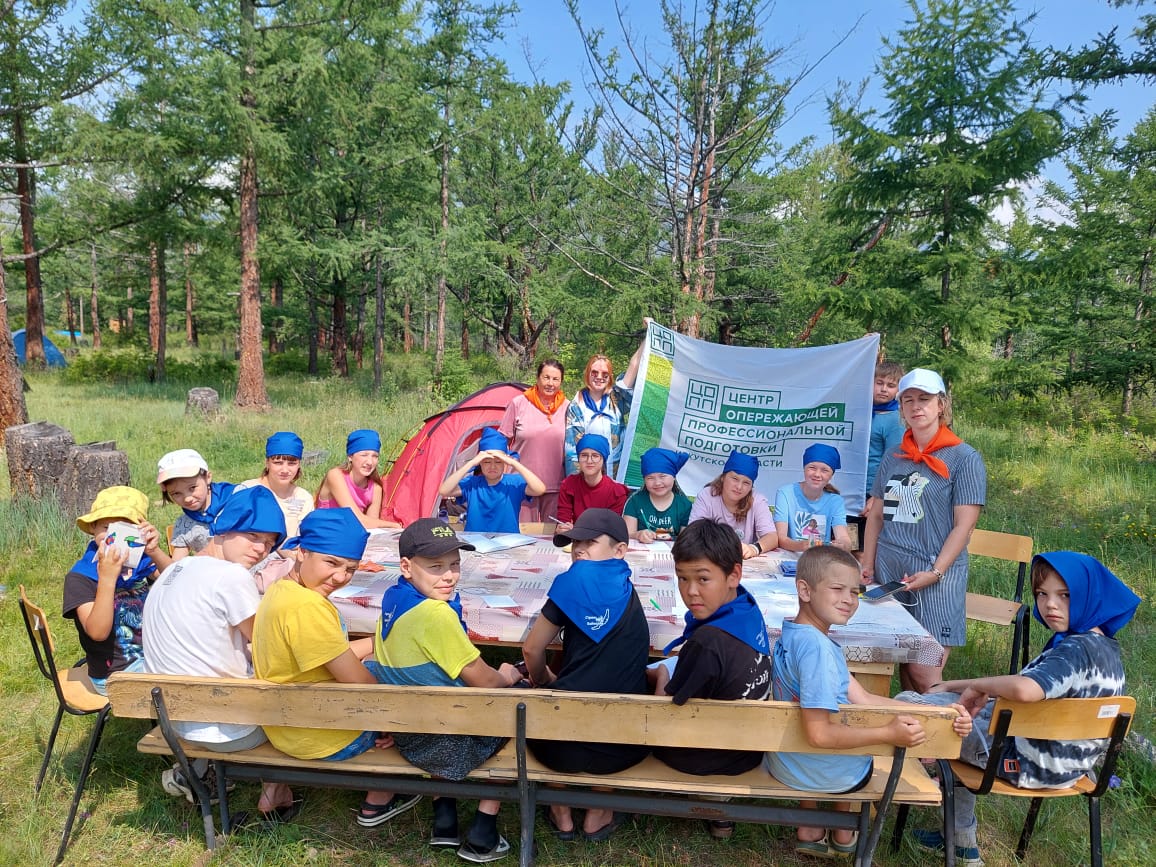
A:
898;425;962;479
523;386;565;421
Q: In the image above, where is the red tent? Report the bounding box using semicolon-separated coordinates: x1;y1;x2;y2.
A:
380;381;527;526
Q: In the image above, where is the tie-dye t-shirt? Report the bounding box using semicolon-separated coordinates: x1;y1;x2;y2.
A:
1000;632;1125;789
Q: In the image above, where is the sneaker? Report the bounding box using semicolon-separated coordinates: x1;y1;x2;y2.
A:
457;835;510;863
355;793;422;828
161;765;234;805
912;829;985;866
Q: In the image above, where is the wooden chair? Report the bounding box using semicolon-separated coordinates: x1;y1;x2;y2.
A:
894;696;1134;867
965;529;1033;674
518;521;558;537
18;586;112;865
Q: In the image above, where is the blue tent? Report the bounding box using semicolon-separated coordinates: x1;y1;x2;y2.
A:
12;329;68;367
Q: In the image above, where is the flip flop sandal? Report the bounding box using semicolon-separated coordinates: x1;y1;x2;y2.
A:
543;807;578;842
830;830;859;856
795;833;837;859
583;812;629;842
229;798;304;833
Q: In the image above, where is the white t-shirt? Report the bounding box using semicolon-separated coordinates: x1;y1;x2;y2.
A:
236;478;314;537
141;555;262;743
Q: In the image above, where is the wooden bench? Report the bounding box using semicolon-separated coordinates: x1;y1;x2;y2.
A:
107;674;963;867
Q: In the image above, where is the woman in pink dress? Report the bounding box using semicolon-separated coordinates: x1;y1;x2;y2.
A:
499;360;570;523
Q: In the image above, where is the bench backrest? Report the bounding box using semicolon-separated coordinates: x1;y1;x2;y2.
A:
107;674;962;759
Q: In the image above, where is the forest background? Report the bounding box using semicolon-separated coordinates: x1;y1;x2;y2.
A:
0;0;1154;425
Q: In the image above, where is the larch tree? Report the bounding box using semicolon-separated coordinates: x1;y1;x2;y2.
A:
829;0;1063;373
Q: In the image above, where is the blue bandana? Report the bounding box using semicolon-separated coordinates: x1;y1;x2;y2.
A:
546;558;634;643
723;450;759;482
575;433;610;467
580;388;615;423
211;486;287;547
802;443;841;471
1032;551;1141;650
346;429;381;455
873;399;899;414
478;427;510;454
282;508;369;560
640;448;689;477
69;540;156;590
664;584;769;656
182;481;237;526
379;577;467;642
266;431;304;459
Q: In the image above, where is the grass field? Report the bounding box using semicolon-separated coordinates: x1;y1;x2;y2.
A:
1;366;1153;866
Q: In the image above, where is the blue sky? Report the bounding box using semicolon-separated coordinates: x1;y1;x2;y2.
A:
497;0;1153;175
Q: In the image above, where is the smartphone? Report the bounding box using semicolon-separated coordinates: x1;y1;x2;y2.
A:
860;579;907;602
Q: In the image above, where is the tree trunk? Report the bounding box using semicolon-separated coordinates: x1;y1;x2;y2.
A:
5;421;74;499
374;250;385;392
460;283;470;359
436;80;452;376
332;274;349;377
403;296;412;353
184;242;198;346
90;242;102;350
126;283;134;332
307;285;320;375
268;275;282;355
59;441;131;519
149;241;161;352
233;0;270;410
151;241;167;382
14;113;46;368
0;258;30;443
65;284;76;347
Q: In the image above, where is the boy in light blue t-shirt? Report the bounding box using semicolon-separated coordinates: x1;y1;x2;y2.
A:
765;546;971;859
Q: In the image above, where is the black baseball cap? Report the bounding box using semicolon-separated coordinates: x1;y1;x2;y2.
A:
399;518;477;559
553;508;629;546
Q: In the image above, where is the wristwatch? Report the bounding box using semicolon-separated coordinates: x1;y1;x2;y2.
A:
930;566;945;581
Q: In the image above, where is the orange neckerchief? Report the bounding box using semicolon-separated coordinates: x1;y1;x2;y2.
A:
523;385;565;422
898;425;962;479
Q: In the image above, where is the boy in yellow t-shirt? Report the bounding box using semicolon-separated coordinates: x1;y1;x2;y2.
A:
252;508;420;828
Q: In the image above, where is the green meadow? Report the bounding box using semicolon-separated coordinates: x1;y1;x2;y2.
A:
1;364;1153;866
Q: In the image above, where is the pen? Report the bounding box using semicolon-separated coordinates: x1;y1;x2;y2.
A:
649;598;661;611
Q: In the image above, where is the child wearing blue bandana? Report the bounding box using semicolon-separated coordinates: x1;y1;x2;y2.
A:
63;486;166;694
653;519;773;773
253;509;420;834
523;509;650;842
765;546;971;859
899;551;1139;867
371;518;522;863
624;447;693;541
774;444;852;552
157;448;235;563
437;428;547;533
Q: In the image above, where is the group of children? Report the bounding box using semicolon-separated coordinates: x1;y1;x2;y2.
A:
57;392;1139;864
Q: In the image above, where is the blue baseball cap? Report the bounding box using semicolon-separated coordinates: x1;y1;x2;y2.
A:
210;486;287;547
266;431;304;459
346;429;381;456
282;508;370;561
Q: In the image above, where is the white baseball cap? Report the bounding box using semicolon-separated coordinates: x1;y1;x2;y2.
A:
157;448;209;484
897;368;945;396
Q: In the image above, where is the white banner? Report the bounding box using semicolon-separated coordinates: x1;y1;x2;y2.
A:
618;323;879;514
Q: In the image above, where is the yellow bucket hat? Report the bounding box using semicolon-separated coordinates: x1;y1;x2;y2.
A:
76;486;149;535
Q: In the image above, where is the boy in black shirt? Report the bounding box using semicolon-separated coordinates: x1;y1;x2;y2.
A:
651;519;772;835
